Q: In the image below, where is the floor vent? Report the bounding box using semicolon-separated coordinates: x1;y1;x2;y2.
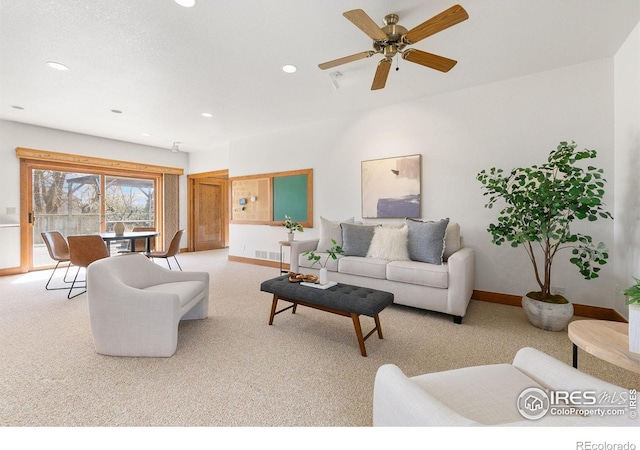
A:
268;251;280;261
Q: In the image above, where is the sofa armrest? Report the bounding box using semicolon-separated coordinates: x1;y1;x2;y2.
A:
446;247;475;318
289;239;319;272
373;364;477;426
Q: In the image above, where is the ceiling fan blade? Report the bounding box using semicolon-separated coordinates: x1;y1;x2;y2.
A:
343;9;388;41
371;58;392;90
402;48;457;72
318;51;376;70
403;4;469;44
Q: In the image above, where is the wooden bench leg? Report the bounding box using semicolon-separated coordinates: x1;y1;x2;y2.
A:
374;314;383;339
351;313;367;357
269;294;278;325
269;295;298;325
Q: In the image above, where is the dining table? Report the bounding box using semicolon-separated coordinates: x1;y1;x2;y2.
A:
99;230;159;254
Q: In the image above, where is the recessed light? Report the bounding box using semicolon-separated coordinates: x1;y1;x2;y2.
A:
141;133;151;137
46;61;69;71
175;0;196;7
11;105;24;110
201;112;213;118
282;64;297;74
111;109;122;114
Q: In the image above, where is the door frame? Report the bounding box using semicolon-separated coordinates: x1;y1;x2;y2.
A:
187;170;229;252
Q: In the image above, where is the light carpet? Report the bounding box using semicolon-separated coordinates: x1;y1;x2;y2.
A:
0;249;638;427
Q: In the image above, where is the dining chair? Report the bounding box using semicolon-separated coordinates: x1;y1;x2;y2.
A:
41;231;72;290
119;227;156;253
67;235;110;299
147;229;185;270
131;226;156;252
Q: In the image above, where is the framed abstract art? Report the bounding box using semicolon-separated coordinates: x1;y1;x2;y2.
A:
361;154;421;218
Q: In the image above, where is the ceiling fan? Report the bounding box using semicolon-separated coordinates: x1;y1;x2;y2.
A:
318;4;469;90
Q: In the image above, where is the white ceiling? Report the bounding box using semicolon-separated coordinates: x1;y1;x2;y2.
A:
1;0;639;153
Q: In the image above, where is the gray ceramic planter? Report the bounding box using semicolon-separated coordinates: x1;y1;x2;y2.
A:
522;294;574;332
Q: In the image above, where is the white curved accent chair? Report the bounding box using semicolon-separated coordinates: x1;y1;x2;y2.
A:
373;347;637;426
87;253;209;357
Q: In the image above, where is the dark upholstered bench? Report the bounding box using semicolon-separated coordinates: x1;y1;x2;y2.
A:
260;275;394;356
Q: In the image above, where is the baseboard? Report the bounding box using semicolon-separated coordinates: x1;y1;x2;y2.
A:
0;267;23;276
228;255;288;270
472;290;627;323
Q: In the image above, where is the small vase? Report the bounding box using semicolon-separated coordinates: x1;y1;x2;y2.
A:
287;233;294;242
629;304;640;354
319;267;328;285
114;222;125;236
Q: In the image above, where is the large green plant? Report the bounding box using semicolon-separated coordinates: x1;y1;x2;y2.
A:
477;141;612;302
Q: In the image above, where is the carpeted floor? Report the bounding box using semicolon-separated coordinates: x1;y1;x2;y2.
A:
0;249;638;429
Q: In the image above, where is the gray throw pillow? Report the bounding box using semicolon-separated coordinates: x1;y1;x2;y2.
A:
406;218;450;265
341;223;377;257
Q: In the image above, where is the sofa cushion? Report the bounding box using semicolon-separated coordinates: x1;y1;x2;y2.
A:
386;260;449;289
406;218;449;264
338;256;388;279
317;216;354;251
341;223;378;257
366;225;410;261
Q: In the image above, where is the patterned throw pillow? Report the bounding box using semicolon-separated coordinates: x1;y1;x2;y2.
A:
405;218;450;265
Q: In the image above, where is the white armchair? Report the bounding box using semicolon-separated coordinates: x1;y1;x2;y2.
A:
373;347;637;426
87;253;209;357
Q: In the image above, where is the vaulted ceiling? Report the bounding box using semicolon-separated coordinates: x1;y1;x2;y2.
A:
1;0;639;152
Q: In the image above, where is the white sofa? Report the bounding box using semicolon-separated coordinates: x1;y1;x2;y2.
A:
86;253;209;357
373;347;637;426
289;218;475;323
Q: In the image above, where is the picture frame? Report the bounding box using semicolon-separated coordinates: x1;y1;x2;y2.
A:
361;154;421;218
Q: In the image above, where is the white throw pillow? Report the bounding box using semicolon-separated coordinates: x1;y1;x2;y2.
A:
317;216;354;251
366;225;410;261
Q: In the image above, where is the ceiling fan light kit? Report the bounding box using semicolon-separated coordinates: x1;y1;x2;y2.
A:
318;4;469;90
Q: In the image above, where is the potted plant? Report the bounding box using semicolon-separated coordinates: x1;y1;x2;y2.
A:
621;277;640;353
284;215;303;241
477;141;612;331
304;239;344;285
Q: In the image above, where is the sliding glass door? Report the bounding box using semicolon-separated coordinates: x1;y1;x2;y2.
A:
29;167;157;269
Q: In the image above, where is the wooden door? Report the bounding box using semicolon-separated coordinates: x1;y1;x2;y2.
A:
193;178;226;250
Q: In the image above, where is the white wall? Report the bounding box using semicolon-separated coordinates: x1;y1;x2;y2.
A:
614;21;640;317
187;142;229;174
226;58;618;309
